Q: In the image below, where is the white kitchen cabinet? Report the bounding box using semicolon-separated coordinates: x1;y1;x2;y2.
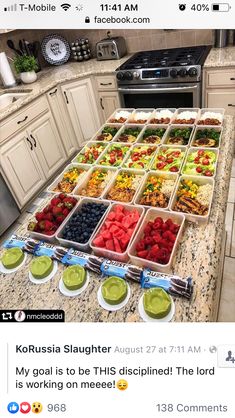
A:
28;111;66;179
98;91;120;123
203;67;235;115
46;87;79;156
61;78;101;145
0;130;45;208
206;91;235;116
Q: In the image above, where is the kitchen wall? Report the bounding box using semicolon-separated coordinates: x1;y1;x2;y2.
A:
0;29;214;67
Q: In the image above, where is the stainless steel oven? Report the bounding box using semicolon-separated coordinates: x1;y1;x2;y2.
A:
118;82;201;109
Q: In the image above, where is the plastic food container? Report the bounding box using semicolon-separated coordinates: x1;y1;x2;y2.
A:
47;164;91;195
197;108;225;126
137;124;168;145
190;125;223;149
162;124;195;147
134;170;179;211
56;198;111;252
103;168;146;204
90;202;145;262
114;124;144;143
73;166;117;199
28;196;80;243
128;208;185;272
96;142;132;167
91;124;123;142
172;108;200;125
107;108;135;124
127;108;155;124
123;144;158;170
150;145;187;173
169;174;215;224
182;147;219;178
72;141;108;165
149;108;176;124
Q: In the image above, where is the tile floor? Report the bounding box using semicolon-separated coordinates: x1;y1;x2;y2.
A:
1;160;235;322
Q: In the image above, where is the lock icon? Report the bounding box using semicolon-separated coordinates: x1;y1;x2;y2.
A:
85;16;90;23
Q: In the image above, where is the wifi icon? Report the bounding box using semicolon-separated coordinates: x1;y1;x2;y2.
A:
61;3;71;11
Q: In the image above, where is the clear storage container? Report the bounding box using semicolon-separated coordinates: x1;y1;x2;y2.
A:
114;124;144;143
90;202;145;262
91;124;122;142
56;198;111;252
72;141;108;165
190;125;223;149
150;145;187;173
123;143;158;170
172;108;200;125
47;164;91;195
96;142;132;168
73;166;117;199
197;108;225;126
127;108;155;124
149;108;176;124
128;208;185;273
103;168;146;204
107;108;135;124
169;174;215;224
182;147;219;178
162;124;195;147
137;124;168;145
134;170;179;211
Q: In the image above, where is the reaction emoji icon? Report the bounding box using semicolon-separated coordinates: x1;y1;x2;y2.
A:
32;402;43;414
20;402;31;414
7;402;19;414
116;379;128;391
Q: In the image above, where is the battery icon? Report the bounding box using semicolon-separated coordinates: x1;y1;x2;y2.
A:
212;3;230;11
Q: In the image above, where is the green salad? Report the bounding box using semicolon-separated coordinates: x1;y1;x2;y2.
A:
183;149;217;176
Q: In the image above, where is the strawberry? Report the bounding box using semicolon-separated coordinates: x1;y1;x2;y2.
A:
58;193;67;200
44;213;53;221
35;212;45;222
43;205;51;214
39;221;46;231
51;197;61;206
44;220;55;231
63;197;75;209
52;206;63;217
62;208;70;217
56;215;66;225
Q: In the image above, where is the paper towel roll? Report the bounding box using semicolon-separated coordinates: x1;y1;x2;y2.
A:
0;52;16;87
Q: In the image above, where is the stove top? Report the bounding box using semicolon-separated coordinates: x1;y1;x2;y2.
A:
116;45;212;85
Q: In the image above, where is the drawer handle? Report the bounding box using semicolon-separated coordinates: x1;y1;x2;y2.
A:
49;88;58;96
230;78;235;81
228;104;235;107
17;115;28;124
100;82;112;86
100;98;104;110
64;91;69;104
30;134;37;147
26;137;33;151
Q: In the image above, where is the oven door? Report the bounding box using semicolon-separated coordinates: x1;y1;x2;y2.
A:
118;83;201;109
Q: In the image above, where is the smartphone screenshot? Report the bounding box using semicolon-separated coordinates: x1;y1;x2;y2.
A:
0;0;234;416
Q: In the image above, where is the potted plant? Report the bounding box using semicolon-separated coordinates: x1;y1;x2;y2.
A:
13;55;38;84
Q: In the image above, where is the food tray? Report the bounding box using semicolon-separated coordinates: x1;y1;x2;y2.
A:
182;147;219;178
190;125;223;149
96;142;132;167
172;108;200;125
114;124;145;143
28;196;80;243
137;124;168;145
128;208;185;273
134;170;179;211
107;108;135;124
162;124;195;147
169;174;215;224
90;202;145;262
127;108;155;124
122;143;158;170
103;168;146;204
72;141;108;165
150;145;187;173
73;166;118;199
149;108;176;124
91;124;123;142
197;108;225;126
56;198;111;252
47;164;91;195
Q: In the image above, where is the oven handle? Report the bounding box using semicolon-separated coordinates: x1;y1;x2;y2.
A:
118;85;199;94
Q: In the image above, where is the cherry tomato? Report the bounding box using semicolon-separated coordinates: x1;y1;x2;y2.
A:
169;166;178;172
196;166;203;173
202;158;209;165
205;170;213;176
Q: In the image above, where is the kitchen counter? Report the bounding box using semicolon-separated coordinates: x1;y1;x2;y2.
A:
0;56;129;122
0;116;234;322
204;46;235;68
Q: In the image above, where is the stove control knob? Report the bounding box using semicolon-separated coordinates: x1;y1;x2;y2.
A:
133;71;140;79
116;72;125;80
125;71;133;80
169;69;178;78
188;67;198;77
178;68;187;77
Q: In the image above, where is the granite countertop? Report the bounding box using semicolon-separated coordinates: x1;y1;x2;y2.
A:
0;56;129;122
0;116;234;322
204;46;235;68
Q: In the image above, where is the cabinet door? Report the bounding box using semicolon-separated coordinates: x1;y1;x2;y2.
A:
28;111;66;179
206;90;235;116
0;131;45;208
61;78;101;144
98;91;121;123
46;88;80;156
